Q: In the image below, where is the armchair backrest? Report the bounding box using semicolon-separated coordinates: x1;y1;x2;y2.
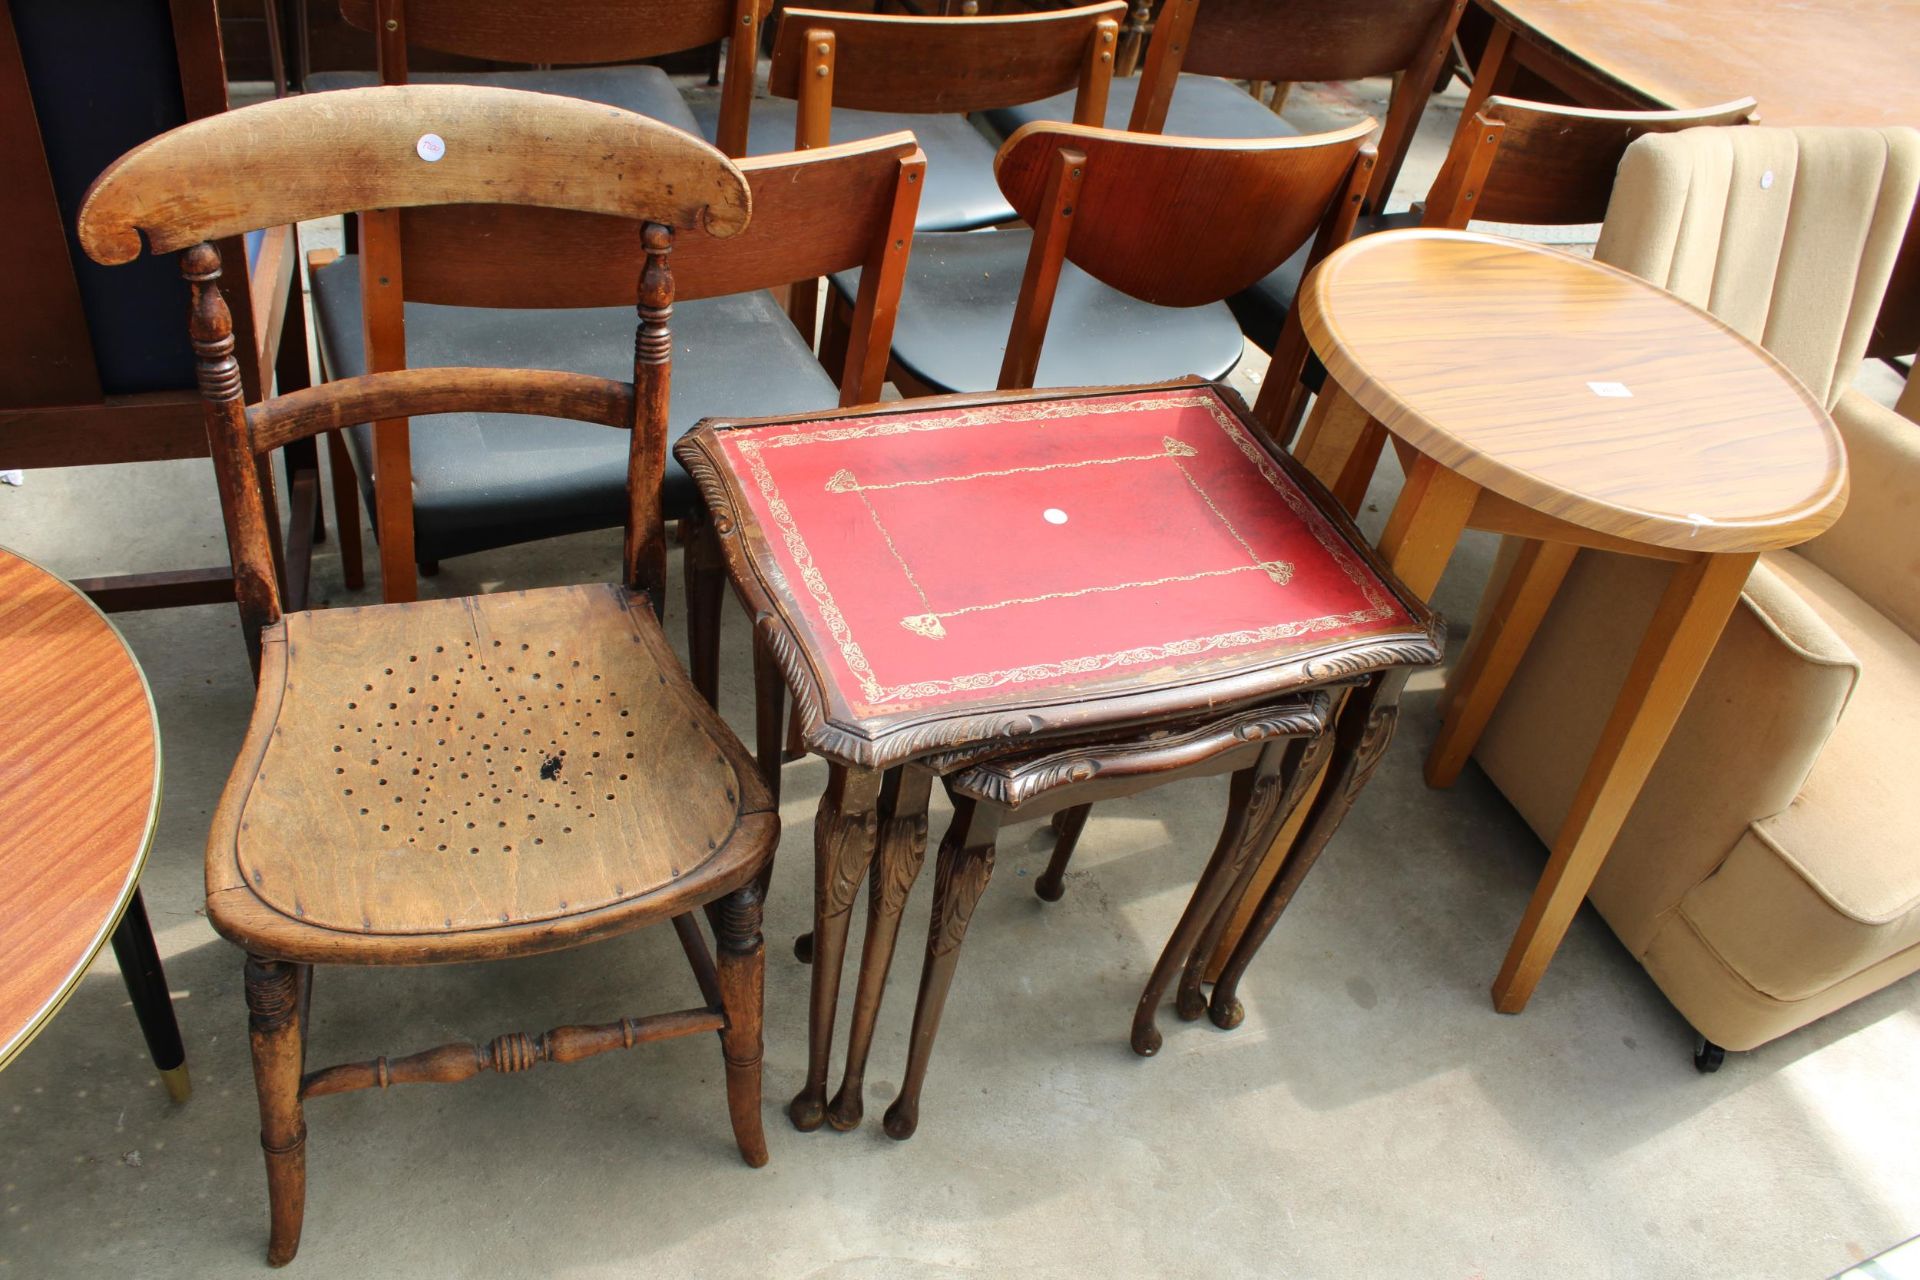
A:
78;85;751;667
1596;124;1920;410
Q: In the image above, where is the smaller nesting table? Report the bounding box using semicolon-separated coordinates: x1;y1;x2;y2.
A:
0;547;187;1099
1290;229;1849;1013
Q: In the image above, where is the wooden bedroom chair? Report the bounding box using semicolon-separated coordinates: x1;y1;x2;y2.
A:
78;84;778;1265
0;0;316;611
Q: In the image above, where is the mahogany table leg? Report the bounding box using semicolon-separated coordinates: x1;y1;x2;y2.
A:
1132;740;1293;1056
1208;678;1402;1029
790;764;882;1131
752;632;786;810
109;888;190;1103
883;796;1001;1141
1425;538;1578;788
244;955;308;1267
1034;803;1092;902
682;515;724;709
1491;550;1757;1012
827;766;933;1131
712;883;771;1167
1177;730;1330;1022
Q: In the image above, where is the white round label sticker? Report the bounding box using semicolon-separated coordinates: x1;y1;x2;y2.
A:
416;133;446;162
1043;508;1068;525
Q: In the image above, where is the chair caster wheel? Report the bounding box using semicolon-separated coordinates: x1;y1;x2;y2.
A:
1693;1038;1725;1073
793;932;814;964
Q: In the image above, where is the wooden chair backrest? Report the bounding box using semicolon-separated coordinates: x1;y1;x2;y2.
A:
397;133;927;403
1424;95;1760;230
77;85;751;665
1133;0;1464;213
344;0;762;157
991;119;1376;388
768;2;1125;148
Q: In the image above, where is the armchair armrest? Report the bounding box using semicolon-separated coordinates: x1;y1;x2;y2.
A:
1797;389;1920;642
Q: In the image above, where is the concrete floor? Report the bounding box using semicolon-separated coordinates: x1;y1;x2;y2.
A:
4;74;1920;1280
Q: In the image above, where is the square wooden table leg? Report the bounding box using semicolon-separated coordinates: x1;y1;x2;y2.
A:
790;763;883;1131
1425;537;1579;788
1491;550;1758;1012
1295;384;1387;515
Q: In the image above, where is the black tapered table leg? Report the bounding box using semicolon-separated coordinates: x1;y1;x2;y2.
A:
109;888;190;1102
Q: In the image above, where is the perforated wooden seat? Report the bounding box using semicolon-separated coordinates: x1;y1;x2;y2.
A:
208;586;772;961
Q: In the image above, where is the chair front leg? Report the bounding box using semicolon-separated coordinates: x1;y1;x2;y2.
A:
828;766;933;1131
712;883;770;1167
245;955;309;1267
882;795;1002;1141
1209;676;1403;1030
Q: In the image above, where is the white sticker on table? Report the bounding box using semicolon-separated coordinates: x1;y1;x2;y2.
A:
1587;380;1632;398
1043;508;1069;525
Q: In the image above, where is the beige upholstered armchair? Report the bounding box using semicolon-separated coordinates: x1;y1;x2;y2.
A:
1464;125;1920;1066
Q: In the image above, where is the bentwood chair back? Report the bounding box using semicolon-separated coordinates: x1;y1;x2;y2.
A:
77;84;779;1265
989;120;1377;392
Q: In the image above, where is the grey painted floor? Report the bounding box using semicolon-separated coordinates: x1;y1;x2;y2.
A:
3;74;1918;1280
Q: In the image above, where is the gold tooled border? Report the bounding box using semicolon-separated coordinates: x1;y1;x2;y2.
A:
726;390;1400;710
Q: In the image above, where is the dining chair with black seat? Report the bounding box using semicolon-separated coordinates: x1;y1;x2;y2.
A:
690;1;1123;236
78;84;780;1266
307;129;924;645
821;115;1377;399
982;0;1465;229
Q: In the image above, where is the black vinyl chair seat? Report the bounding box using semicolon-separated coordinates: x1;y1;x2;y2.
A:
689;95;1013;231
981;74;1299;144
828;228;1244;395
1227;208;1423;352
307;66;701;133
310;259;838;563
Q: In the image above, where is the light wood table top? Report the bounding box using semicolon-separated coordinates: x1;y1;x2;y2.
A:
1480;0;1920;125
0;548;161;1070
1299;229;1848;554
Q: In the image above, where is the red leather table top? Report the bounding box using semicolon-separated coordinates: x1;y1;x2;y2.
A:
711;385;1421;731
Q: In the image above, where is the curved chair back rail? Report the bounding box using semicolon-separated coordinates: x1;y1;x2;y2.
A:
76;84;751;662
1425;96;1759;230
768;2;1126;116
397;134;924;310
338;0;756;66
995;119;1376;308
78;84;750;264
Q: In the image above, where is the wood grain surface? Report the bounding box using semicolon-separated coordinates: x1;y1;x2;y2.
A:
768;2;1125;113
77;84;751;263
339;0;746;66
0;548;160;1069
1480;0;1920;128
994;119;1375;307
1298;230;1847;552
216;586;755;948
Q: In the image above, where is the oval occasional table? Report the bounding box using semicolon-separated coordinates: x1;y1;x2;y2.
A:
1286;228;1848;1014
0;546;188;1100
